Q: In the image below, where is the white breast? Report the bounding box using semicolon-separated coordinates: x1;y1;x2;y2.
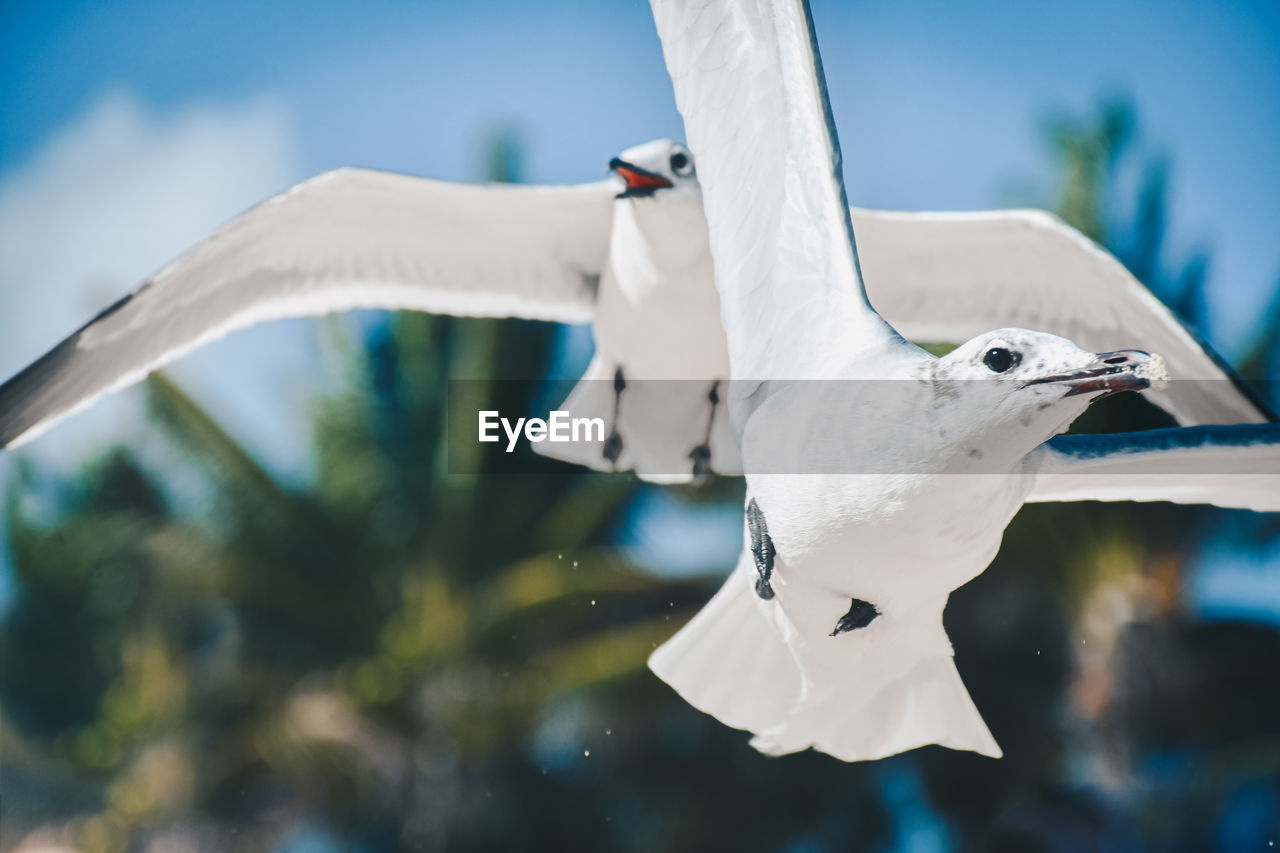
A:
740;377;1037;615
593;197;728;379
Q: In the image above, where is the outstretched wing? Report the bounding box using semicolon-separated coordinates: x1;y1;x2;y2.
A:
1025;424;1280;512
0;168;616;448
649;0;902;386
854;208;1274;426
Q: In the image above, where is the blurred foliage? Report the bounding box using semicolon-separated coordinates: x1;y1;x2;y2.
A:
2;107;1279;853
1044;97;1133;246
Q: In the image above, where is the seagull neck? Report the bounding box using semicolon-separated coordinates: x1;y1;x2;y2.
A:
614;195;710;272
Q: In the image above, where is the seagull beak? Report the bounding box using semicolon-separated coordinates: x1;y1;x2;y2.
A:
1023;350;1169;400
609;157;674;198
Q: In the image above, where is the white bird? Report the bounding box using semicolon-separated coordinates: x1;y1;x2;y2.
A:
0;139;735;477
0;139;1270;483
645;0;1280;763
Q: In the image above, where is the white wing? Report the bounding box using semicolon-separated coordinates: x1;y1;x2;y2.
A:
649;0;900;385
0;168;616;448
1025;425;1280;512
853;208;1274;426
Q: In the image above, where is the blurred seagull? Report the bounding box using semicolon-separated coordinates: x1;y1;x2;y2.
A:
645;0;1280;762
0;138;730;477
0;139;1272;482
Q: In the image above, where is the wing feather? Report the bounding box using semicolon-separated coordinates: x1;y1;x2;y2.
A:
854;208;1274;425
1;168;616;448
650;0;900;384
1026;425;1280;512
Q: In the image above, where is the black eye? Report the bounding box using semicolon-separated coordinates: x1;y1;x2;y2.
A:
983;347;1019;373
669;151;691;174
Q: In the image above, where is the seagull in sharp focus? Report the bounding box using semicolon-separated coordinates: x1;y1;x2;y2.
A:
645;0;1280;762
0;138;1271;482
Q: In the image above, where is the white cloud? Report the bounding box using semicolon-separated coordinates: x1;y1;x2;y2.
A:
0;88;322;476
0;89;328;612
0;89;298;374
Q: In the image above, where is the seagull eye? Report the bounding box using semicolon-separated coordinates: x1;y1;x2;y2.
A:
983;347;1019;373
669;151;692;175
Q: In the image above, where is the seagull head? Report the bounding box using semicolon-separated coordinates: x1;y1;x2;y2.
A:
933;328;1169;456
609;139;699;200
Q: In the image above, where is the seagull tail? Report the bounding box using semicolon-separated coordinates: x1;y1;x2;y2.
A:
751;606;1003;763
648;559;801;735
653;564;1001;763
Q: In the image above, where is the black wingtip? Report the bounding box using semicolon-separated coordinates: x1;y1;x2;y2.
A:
0;335;78;450
0;290;139;451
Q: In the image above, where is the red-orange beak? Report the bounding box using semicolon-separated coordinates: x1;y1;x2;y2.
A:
609;157;673;198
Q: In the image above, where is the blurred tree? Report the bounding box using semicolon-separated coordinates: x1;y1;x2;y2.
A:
1043;96;1132;246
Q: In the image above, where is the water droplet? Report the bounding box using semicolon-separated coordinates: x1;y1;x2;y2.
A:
605;728;612;736
583;749;591;757
591;599;596;606
573;560;579;568
557;553;563;559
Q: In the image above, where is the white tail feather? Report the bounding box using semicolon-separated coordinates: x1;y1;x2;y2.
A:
752;652;1002;762
649;560;800;734
653;563;1002;762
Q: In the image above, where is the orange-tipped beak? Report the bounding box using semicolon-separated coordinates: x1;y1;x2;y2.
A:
609;158;674;198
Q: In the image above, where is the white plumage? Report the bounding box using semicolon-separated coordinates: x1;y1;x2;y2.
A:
1;168;612;448
646;0;1278;763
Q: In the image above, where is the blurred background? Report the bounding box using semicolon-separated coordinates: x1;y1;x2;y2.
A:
1;1;1279;850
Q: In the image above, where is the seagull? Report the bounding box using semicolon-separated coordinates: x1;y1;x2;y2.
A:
0;138;734;479
645;0;1280;762
0;142;1270;484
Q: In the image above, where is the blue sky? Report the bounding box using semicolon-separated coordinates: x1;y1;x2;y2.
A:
0;1;1277;600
